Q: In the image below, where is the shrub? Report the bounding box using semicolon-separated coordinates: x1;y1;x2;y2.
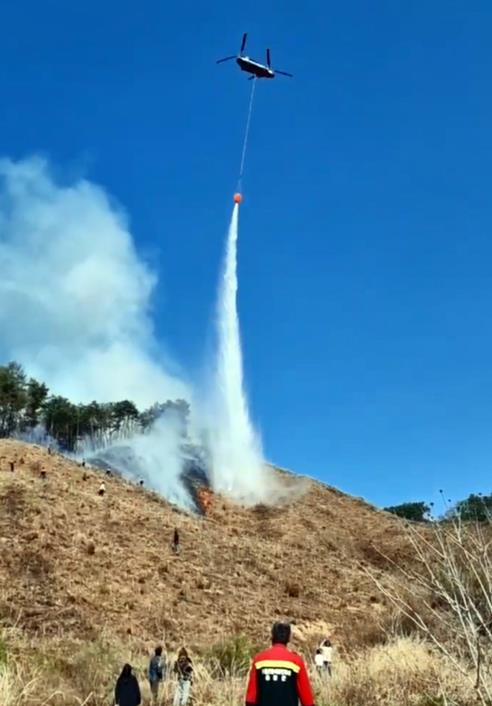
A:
452;493;492;522
205;634;257;677
384;502;430;522
0;634;7;666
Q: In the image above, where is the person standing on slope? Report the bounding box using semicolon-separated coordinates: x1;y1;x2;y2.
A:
245;623;315;706
172;528;180;555
314;648;325;674
173;647;193;706
114;664;141;706
148;645;166;704
319;639;333;676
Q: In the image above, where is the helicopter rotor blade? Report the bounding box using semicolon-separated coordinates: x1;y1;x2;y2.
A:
275;69;294;77
216;56;236;64
266;48;271;67
240;33;248;52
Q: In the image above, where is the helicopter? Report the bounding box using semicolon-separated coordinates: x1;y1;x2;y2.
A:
216;33;293;79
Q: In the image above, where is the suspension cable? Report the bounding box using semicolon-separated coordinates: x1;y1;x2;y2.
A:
237;78;257;192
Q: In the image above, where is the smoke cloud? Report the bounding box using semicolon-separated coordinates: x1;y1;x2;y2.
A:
0;157;188;407
0;156;298;508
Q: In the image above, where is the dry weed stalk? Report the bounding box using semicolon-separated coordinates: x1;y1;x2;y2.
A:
365;515;492;705
314;636;474;706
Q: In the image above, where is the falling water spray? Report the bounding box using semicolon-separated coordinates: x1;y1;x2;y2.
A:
209;203;268;501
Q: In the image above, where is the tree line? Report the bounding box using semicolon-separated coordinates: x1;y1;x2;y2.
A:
0;361;190;452
384;494;492;523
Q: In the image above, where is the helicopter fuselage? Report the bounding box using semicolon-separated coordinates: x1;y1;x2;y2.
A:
236;56;275;79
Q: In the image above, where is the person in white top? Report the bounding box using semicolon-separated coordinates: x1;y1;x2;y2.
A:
314;648;325;673
319;639;333;676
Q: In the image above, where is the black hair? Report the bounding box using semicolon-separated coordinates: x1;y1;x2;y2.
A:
155;646;163;656
120;664;132;679
271;622;291;645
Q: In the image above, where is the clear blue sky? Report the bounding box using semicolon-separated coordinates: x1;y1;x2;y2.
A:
1;0;491;508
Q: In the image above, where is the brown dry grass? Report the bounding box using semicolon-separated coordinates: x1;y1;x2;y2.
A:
0;439;410;652
0;630;480;706
2;439;476;704
322;637;483;706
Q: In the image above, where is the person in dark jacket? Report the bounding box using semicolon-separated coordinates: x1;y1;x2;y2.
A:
148;645;166;704
173;647;193;706
245;623;315;706
172;528;180;555
114;664;141;706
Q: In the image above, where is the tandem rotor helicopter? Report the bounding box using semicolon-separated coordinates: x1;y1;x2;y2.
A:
216;33;293;80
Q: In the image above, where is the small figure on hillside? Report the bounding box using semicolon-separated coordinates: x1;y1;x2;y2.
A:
172;528;180;555
81;459;86;467
106;469;112;477
40;469;47;480
98;480;106;497
173;647;193;706
246;622;315;706
148;645;166;704
47;446;52;455
82;472;88;481
9;461;14;472
114;663;141;706
319;638;333;676
139;479;144;487
314;648;325;673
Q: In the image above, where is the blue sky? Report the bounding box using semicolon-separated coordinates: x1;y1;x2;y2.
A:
1;0;491;508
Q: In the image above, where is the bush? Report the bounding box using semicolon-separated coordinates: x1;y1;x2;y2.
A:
205;634;257;677
0;635;7;666
452;493;492;522
384;502;430;522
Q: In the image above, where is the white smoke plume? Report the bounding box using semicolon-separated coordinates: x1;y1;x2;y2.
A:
79;414;195;510
0;156;188;407
0;156;296;508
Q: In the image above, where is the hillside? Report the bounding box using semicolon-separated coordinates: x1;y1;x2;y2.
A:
0;439;410;654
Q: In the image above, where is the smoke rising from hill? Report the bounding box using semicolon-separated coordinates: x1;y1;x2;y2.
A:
0;157;287;507
0;157;188;408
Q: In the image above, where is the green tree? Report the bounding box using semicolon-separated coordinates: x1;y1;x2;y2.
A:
24;378;49;429
139;399;190;434
111;400;139;432
384;501;431;522
42;395;79;450
0;362;27;436
452;493;492;522
77;401;104;438
0;360;194;455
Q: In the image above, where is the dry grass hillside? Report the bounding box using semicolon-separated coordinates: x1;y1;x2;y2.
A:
0;439;410;655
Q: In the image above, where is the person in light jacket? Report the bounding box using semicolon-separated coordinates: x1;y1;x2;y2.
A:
319;639;333;676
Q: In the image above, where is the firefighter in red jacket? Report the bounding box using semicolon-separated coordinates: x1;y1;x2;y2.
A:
245;623;315;706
